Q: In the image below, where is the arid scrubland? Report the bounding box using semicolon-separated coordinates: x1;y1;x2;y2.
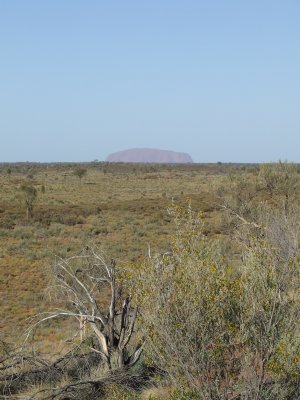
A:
0;163;223;344
1;161;300;399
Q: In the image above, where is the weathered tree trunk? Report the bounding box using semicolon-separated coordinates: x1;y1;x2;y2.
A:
46;247;143;373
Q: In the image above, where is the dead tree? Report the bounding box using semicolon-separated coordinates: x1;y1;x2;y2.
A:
27;246;143;371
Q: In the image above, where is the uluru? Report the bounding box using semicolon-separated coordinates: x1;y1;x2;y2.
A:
106;148;193;163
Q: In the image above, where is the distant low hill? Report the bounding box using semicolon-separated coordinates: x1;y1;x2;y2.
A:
106;148;193;163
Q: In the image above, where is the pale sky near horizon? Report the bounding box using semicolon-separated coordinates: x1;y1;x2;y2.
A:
1;0;300;163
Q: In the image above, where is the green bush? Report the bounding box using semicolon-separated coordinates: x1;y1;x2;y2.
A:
103;385;140;400
133;187;300;399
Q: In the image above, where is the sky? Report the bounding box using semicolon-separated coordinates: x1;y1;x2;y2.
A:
1;0;300;163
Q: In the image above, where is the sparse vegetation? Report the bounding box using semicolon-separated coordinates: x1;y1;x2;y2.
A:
1;161;300;399
73;167;87;183
19;182;38;219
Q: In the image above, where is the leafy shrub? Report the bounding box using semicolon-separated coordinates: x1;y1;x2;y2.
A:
133;190;300;399
103;385;140;400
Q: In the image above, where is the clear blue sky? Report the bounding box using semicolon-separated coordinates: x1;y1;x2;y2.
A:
1;0;300;162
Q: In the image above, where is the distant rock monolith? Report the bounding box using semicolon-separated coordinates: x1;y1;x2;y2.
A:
106;148;193;163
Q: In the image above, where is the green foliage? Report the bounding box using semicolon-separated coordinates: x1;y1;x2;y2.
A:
73;167;87;182
103;385;140;400
133;202;242;397
19;182;37;218
134;186;300;399
259;161;299;215
170;389;202;400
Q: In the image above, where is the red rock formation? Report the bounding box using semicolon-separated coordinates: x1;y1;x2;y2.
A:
106;148;193;163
